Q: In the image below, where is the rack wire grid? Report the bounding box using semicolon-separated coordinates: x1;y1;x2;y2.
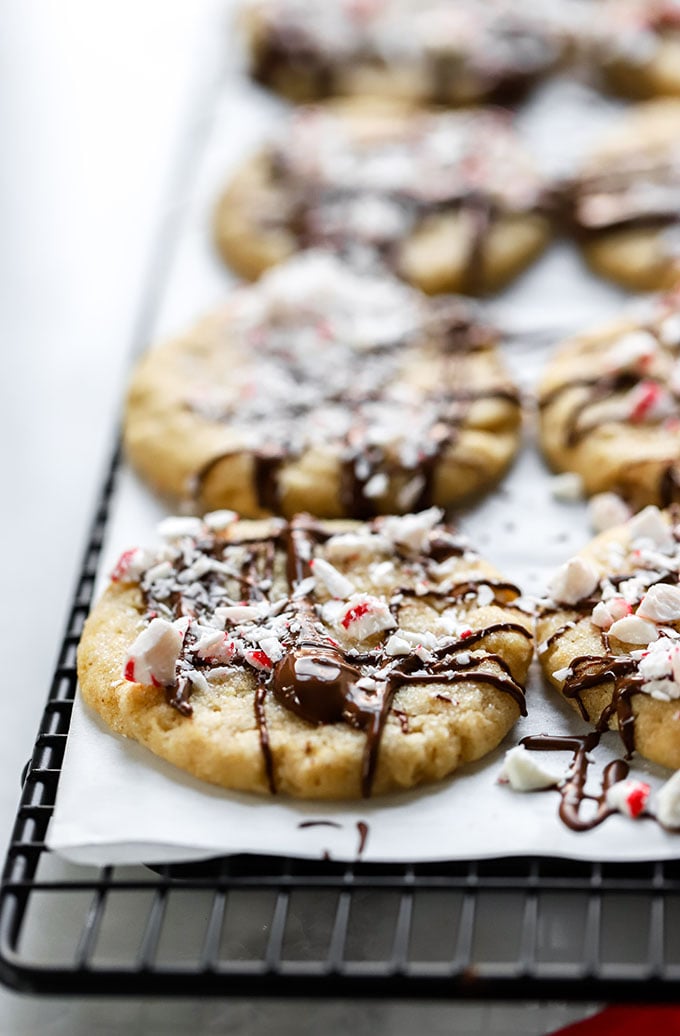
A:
4;47;680;1005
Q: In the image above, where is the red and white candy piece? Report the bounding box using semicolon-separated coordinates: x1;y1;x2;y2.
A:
339;594;396;641
123;617;185;688
591;596;631;630
605;779;650;819
110;548;149;583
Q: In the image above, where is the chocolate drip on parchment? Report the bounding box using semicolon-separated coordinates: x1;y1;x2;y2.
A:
142;515;530;797
520;732;630;832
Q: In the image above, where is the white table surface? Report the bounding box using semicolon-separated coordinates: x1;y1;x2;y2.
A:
0;1;598;1030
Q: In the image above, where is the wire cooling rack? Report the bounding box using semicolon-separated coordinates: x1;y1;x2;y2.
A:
3;32;680;1004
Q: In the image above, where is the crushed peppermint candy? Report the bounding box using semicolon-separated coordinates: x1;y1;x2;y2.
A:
628;506;675;554
634;637;680;700
124;618;186;688
310;557;355;599
636;583;680;623
550;472;584;502
339;594;396;639
111;547;150;583
605;779;650;819
548;556;599;606
608;614;659;645
499;745;563;792
656;770;680;828
588;492;631;534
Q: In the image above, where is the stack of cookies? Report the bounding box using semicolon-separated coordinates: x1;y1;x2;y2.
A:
78;0;680;820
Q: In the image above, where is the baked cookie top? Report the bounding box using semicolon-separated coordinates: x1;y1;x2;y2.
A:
538;504;680;770
538;286;680;509
78;509;534;798
214;101;553;295
243;0;572;105
124;252;522;517
587;0;680;100
569;100;680;290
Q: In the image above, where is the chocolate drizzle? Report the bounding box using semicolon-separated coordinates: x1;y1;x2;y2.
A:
538;314;680;467
520;732;630;832
139;514;531;797
189;294;520;517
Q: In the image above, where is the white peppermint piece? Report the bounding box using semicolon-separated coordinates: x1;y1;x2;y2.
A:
203;509;238;531
363;472;389;499
628;506;675;554
384;633;412;656
258;636;285;663
475;584;495;607
143;560;174;584
500;746;563;792
293;576;317;599
194;628;228;658
550;472;584;502
605;779;650;819
591;601;614;630
311;557;355;599
618;577;647;606
157;516;204;541
124;618;183;687
588;492;631;533
591;596;631;631
605;330;658;372
294;657;341;681
369;560;396;588
325;531;390;562
206;666;233;682
110;547;151;583
215;604;267;625
608;615;659;645
187;670;210;695
338;594;396;641
656;770;680;828
637;584;680;623
637;636;680;699
548;556;599;606
552;665;572;682
660;313;680;349
379;507;443;553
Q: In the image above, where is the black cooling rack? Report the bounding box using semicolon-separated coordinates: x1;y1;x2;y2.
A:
2;453;680;999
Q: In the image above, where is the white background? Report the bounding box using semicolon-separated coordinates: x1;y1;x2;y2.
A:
0;1;599;1031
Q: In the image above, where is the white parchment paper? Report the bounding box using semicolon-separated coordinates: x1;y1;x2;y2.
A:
46;67;680;865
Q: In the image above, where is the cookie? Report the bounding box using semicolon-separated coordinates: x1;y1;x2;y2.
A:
78;508;534;798
242;0;571;106
538;504;680;770
124;252;522;517
214;101;553;296
569;100;680;290
589;0;680;100
538;287;680;509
